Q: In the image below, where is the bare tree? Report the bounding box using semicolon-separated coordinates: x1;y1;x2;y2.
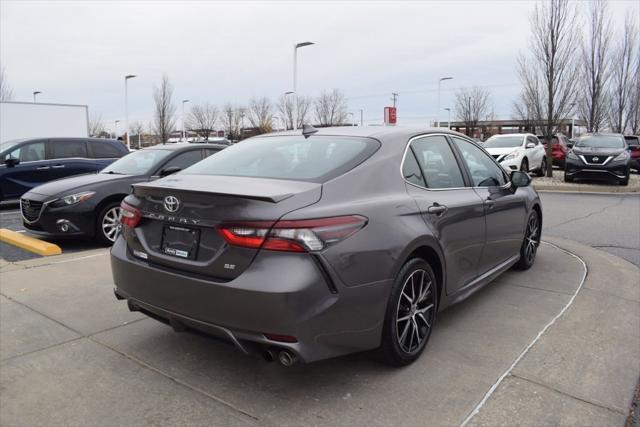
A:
512;95;539;134
277;94;313;129
629;55;640;134
454;86;492;137
220;104;243;140
88;113;106;137
518;0;579;176
578;0;612;132
187;103;218;140
247;97;273;134
0;67;13;101
608;13;638;133
314;89;348;127
152;74;176;144
130;121;145;148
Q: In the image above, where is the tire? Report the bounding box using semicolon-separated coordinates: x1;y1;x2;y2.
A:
564;171;573;182
520;158;529;172
620;170;630;186
96;202;121;245
536;157;547;177
378;258;438;366
514;210;540;270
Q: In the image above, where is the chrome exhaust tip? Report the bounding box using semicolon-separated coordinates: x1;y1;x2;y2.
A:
262;348;276;362
278;350;297;367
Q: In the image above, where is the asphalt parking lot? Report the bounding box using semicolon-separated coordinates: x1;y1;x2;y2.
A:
1;192;639;425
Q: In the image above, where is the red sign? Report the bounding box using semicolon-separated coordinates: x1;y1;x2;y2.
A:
384;107;397;125
217;130;225;137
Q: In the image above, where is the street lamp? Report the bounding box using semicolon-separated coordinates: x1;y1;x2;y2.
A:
181;99;190;141
292;41;315;130
436;76;453;128
444;107;451;130
359;109;364;127
114;120;121;140
33;91;42;102
348;112;355;126
124;75;137;150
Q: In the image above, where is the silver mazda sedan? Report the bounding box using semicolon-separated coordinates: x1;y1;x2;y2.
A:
111;127;542;366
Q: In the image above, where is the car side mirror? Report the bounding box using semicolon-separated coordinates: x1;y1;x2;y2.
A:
4;157;19;168
511;170;531;188
567;142;574;149
159;166;181;176
525;142;536;149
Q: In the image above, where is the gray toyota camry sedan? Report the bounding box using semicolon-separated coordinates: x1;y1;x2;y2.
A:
111;127;542;366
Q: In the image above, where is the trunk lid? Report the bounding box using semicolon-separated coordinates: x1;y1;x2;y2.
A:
123;174;322;280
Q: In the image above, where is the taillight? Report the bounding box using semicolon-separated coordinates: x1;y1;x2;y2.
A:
217;215;367;252
120;201;141;228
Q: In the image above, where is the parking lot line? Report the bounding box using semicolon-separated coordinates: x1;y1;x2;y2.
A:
460;241;588;427
0;228;62;256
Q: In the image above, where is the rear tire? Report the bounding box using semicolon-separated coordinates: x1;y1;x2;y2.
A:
536;157;547;177
514;210;540;270
378;258;438;366
564;171;573;182
620;170;630;186
96;202;121;246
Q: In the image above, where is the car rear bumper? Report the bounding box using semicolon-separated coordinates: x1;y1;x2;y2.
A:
110;236;391;363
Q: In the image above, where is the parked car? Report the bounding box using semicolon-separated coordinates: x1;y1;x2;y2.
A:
537;134;570;167
20;143;226;244
624;135;640;173
483;133;546;176
191;137;232;145
564;133;631;185
111;127;542;366
0;137;128;201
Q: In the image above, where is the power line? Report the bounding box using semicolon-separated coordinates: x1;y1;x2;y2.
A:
391;92;399;107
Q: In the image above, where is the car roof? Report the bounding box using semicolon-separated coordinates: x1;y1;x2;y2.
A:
142;142;228;151
487;133;531;138
253;126;474;143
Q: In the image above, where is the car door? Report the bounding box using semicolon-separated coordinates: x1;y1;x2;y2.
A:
526;136;543;169
0;140;50;199
403;134;486;294
48;139;96;179
450;136;528;272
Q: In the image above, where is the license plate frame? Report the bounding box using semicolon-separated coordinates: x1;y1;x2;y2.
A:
161;224;200;260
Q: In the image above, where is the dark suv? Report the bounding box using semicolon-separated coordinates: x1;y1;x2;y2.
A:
0;137;128;201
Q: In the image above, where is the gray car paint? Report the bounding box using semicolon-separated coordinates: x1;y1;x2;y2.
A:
111;127;541;363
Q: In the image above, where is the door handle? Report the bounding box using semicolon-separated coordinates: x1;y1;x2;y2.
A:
51;165;65;169
427;203;447;216
486;199;495;209
36;166;50;170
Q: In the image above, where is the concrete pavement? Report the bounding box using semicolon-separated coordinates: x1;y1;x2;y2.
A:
0;238;638;426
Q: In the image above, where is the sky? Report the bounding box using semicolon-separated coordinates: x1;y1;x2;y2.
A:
1;0;638;133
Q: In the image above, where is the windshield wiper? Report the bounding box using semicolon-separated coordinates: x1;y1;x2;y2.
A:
102;171;125;175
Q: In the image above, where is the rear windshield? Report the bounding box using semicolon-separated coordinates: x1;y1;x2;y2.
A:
184;135;380;183
624;136;639;146
576;135;625;149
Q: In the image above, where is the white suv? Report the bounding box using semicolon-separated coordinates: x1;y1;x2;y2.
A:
483;133;546;176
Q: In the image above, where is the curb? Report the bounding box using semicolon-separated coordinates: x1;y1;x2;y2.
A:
0;228;62;256
533;183;640;193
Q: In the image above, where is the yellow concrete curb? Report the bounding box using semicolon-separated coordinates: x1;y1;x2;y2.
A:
0;228;62;256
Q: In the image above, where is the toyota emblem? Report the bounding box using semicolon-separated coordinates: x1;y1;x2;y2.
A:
164;196;180;213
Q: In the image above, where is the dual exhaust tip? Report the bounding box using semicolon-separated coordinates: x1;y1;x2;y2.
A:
263;347;298;367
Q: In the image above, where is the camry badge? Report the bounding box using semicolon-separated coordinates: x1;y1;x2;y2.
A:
164;196;180;213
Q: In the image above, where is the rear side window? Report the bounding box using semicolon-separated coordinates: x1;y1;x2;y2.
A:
90;141;124;158
624;136;639;147
408;135;465;189
51;140;88;159
204;148;222;158
402;149;426;187
185;136;380;183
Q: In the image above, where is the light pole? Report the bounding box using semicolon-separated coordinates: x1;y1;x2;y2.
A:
33;91;42;102
436;76;453;128
292;41;315;130
360;109;364;127
114;120;120;140
124;74;136;150
181;99;190;141
444;107;451;130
